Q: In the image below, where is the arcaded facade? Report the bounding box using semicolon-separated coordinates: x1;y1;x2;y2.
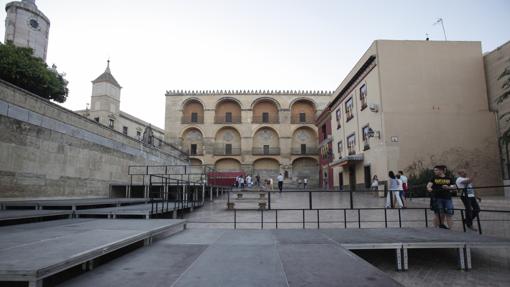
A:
165;91;332;186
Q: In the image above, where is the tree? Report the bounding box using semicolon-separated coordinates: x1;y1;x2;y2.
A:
0;41;68;103
494;59;510;178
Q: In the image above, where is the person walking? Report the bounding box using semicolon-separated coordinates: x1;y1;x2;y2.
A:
277;173;284;193
398;171;408;208
427;165;456;229
386;171;403;208
371;175;379;191
456;170;481;231
269;177;274;191
256;174;260;187
303;178;308;189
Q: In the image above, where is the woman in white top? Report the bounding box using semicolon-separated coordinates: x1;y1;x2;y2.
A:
371;175;379;191
386;171;404;208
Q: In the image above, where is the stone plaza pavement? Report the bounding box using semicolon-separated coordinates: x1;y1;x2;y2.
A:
184;191;510;287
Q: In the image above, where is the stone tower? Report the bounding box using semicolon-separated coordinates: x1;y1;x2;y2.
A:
90;60;122;128
4;0;50;60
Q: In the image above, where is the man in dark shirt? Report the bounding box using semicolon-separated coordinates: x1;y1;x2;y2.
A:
427;165;456;229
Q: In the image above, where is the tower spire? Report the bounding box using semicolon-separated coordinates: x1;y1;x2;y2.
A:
106;59;111;73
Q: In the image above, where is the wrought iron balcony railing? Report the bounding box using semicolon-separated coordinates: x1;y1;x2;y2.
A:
252;147;281;155
214;115;242;124
291;147;319;155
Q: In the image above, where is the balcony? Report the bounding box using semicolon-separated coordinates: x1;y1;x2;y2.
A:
291;147;319;155
290;115;315;124
252;147;281;155
252;115;279;124
181;115;204;124
184;149;204;156
214;115;241;124
213;146;241;156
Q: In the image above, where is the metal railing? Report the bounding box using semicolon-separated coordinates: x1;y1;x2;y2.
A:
213;146;241;156
291;147;318;155
252;115;279;124
214;115;242;124
252;147;280;155
181;115;204;124
198;186;510;236
290;116;315;124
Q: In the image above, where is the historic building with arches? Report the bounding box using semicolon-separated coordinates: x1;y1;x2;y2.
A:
165;90;332;186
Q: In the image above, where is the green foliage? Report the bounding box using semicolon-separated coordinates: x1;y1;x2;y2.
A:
496;60;510;145
407;167;456;197
0;41;68;103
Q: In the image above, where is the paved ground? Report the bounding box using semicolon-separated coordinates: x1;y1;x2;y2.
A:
60;229;403;287
182;192;510;287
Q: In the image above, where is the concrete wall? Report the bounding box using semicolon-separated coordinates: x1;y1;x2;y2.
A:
0;80;189;198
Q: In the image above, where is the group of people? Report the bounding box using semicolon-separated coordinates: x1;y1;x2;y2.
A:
234;173;303;193
427;165;481;230
373;166;481;231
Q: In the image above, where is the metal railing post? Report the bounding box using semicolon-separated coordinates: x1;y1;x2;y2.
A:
275;210;279;229
424;209;429;227
349;189;354;209
309;191;313;210
384;208;388;228
268;192;271;210
234;209;237;229
398;208;402;228
317;209;320;229
302;210;305;229
261;209;264;230
476;214;482;235
460;210;466;232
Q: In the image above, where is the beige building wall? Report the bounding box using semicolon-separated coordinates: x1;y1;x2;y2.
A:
165;91;332;185
328;40;501;193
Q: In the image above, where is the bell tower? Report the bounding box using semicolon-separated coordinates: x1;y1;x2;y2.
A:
4;0;50;60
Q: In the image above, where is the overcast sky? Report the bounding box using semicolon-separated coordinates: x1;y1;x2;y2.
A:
1;0;509;128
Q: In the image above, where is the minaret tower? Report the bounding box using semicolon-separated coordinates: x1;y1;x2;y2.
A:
90;60;122;128
4;0;50;60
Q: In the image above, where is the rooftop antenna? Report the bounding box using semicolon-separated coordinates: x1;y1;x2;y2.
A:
433;18;447;41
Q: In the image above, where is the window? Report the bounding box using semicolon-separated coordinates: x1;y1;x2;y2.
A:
108;119;114;129
360;84;368;110
262;112;269;123
225;144;232;155
225;112;232;123
122;126;128;135
335;109;341;129
299;112;306;123
190;144;197;155
345;97;354;121
94;117;99;122
321;124;327;141
337;141;343;158
191;112;198;123
263;145;270;155
362;125;370;150
136;131;141;139
301;144;307;155
347;133;356;155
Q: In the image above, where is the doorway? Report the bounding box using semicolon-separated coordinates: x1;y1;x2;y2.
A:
338;172;344;191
